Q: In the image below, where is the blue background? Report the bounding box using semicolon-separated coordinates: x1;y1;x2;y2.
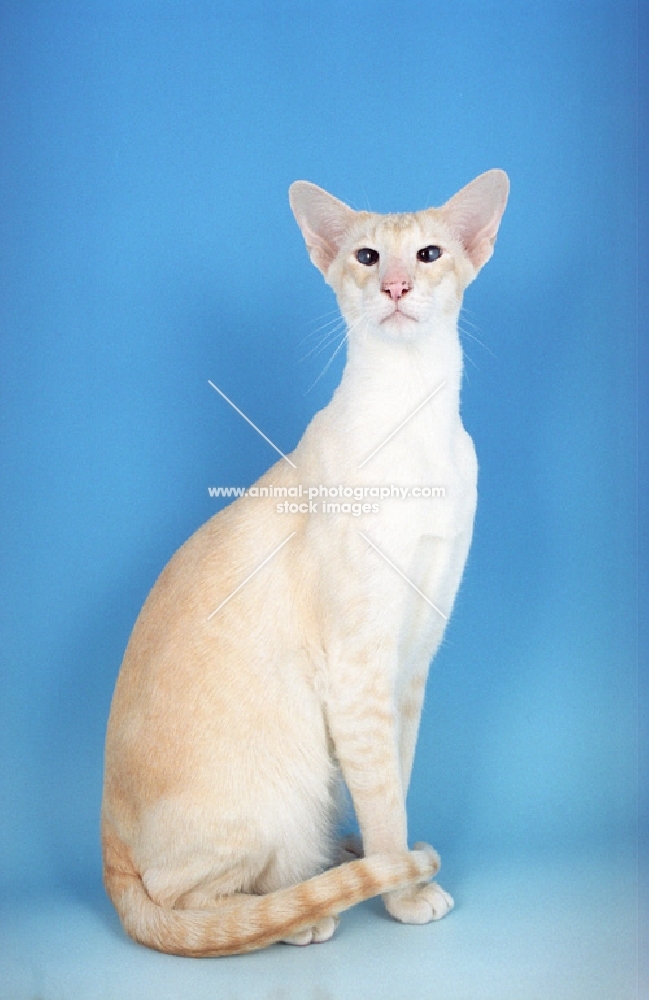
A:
0;2;642;998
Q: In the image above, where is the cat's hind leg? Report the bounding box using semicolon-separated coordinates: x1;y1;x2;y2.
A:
140;828;346;948
281;915;340;946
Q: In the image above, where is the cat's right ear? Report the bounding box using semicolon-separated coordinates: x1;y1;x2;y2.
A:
289;182;355;277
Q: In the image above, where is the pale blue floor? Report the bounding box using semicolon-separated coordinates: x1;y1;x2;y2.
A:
0;848;639;1000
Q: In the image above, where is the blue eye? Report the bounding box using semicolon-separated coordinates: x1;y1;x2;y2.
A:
417;245;442;263
356;248;379;266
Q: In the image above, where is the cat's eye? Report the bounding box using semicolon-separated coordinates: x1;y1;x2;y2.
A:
356;248;379;267
417;245;442;263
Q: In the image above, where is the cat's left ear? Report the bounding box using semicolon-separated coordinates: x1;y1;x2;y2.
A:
442;169;510;272
289;182;356;277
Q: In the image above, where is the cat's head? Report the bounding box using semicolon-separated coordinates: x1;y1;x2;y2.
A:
289;171;509;337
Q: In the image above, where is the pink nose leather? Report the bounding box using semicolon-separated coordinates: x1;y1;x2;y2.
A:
381;267;412;300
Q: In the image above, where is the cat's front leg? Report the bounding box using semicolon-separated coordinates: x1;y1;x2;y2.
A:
397;532;473;795
326;639;408;855
383;670;455;926
325;639;450;924
326;637;454;926
325;638;408;857
383;879;455;924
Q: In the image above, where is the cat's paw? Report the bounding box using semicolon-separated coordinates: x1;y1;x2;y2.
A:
281;914;340;946
338;834;363;863
384;881;454;924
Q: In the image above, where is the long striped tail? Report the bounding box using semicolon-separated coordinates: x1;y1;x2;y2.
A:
103;841;439;957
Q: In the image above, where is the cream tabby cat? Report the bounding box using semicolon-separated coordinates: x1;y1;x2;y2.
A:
102;170;509;956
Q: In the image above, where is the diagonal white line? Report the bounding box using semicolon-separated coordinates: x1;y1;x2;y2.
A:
207;531;297;621
208;380;297;469
357;380;447;470
358;531;447;621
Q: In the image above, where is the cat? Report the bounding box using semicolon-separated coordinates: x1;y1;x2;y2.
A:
102;169;509;956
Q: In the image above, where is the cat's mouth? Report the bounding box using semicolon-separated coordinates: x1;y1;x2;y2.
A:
381;305;417;325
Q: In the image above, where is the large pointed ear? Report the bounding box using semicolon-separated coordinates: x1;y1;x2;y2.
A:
289;181;356;277
442;169;509;271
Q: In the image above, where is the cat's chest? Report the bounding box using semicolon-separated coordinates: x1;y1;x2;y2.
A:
301;393;477;540
358;406;474;483
358;416;477;540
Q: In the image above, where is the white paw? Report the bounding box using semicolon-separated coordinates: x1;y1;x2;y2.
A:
281;914;340;946
384;881;454;924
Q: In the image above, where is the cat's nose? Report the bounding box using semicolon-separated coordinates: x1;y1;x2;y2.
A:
381;269;412;300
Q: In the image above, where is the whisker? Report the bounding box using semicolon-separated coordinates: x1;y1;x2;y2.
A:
459;310;498;361
463;350;480;372
302;306;341;329
304;333;347;393
298;318;347;362
297;310;343;346
303;314;366;394
460;326;498;361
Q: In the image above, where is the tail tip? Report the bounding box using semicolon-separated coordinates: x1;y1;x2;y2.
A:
412;841;441;877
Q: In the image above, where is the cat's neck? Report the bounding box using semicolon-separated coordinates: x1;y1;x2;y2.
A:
297;307;468;481
337;308;464;416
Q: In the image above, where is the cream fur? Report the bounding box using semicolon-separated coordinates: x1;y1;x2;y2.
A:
102;170;509;955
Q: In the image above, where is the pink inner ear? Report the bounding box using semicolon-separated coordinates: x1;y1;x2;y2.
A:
442;170;509;271
301;224;338;273
289;181;356;276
